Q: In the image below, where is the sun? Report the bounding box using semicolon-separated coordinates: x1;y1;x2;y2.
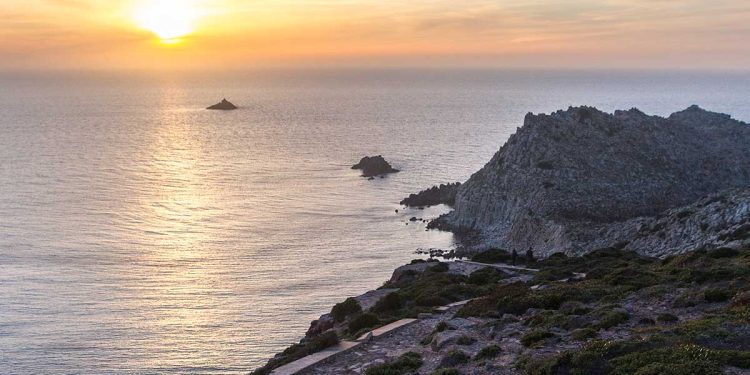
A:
133;0;203;42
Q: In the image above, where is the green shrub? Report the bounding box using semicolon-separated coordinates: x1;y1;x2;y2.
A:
571;328;598;341
331;297;362;322
420;333;435;346
559;300;590;315
392;271;484;308
455;335;477;345
474;344;501;361
435;321;451;332
521;329;554;347
595;310;629;330
656;313;679;323
609;344;722;375
439;350;470;368
428;262;449;273
704;289;730;303
373;292;404;313
468;267;506;285
349;313;380;333
365;352;423;375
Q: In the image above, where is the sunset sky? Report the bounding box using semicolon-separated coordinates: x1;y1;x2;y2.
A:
2;0;749;70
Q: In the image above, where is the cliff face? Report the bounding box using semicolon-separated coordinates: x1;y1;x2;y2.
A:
442;106;750;256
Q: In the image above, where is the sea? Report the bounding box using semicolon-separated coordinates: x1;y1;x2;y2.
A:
1;68;749;374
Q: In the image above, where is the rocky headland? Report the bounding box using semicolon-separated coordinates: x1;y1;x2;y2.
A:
352;155;400;178
432;105;750;257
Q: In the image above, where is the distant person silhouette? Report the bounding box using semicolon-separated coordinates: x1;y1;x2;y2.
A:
511;249;518;266
526;248;535;263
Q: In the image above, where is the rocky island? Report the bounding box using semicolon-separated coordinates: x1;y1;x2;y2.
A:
207;98;238;110
254;106;750;375
352;155;400;178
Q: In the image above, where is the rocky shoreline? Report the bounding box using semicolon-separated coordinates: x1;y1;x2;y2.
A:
254;106;750;375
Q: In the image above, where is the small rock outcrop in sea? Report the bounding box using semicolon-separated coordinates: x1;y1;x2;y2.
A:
434;105;750;257
351;155;399;177
400;182;461;207
206;98;238;110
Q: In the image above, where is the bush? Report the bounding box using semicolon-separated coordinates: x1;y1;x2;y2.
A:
428;262;449;273
595;310;629;330
559;301;591;315
435;321;451;332
373;292;404;313
365;352;423;375
331;297;362;322
349;313;380;333
571;328;598;341
609;344;723;375
455;335;477;345
468;267;506;285
521;329;554;347
704;289;730;303
657;313;679;323
439;350;470;368
474;344;501;361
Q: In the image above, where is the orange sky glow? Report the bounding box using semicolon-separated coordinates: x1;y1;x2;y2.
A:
1;0;749;70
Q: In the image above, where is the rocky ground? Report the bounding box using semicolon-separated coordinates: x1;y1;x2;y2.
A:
255;247;750;375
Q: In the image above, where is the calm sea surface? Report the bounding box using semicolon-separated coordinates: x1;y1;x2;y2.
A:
1;69;749;374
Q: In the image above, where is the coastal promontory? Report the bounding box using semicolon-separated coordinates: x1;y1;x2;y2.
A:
433;105;750;257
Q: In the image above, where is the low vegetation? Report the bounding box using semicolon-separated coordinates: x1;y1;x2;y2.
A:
364;352;423;375
255;246;750;374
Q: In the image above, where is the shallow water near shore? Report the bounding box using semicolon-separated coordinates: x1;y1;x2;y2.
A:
1;68;749;374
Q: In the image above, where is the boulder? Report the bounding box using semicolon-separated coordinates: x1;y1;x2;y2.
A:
351;155;399;177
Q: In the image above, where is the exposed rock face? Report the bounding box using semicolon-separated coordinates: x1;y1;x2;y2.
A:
400;183;461;207
581;189;750;258
207;98;237;110
438;106;750;257
352;155;399;177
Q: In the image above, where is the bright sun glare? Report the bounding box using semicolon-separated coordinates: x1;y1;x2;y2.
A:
133;0;202;42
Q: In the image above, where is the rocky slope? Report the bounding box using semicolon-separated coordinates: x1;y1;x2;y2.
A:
436;106;750;257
